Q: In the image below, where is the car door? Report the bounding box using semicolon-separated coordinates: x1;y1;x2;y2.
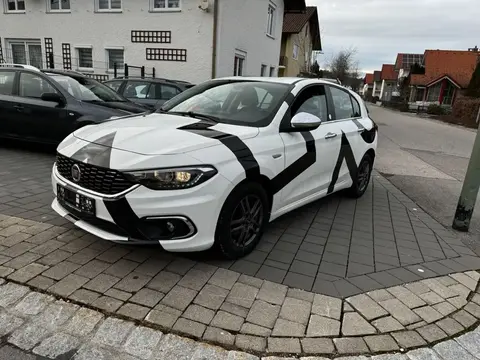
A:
278;84;342;208
0;69;19;137
15;71;69;143
151;83;182;109
325;85;365;191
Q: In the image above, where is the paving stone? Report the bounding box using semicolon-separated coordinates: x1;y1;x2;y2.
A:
391;331;427;349
123;326;163;359
342;312;376;336
183;304;215;325
413;306;443;323
14;292;53;316
437;276;459;287
452;309;477;328
226;283;259;308
271;318;305;337
379;298;421;325
195;284;229;310
32;332;79;358
312;294;342;320
347;293;388;320
447;295;468;308
84;273;120;293
161;285;197;311
419;291;444;306
34;300;79;330
221;301;249;318
368;288;395;302
279;297;311;325
240;323;271;337
129;288;164;307
423;278;458;298
450;273;477;290
433;339;476;360
464;302;480;318
0;283;29;307
4;252;41;269
406;321;428;330
203;326;235;346
372;316;404;332
432;301;456;316
91;296;124;312
416;324;448;343
211;310;245;331
155;333;198;359
364;334;399;352
145;307;181;328
449;283;471;297
257;281;288;305
104;288;132;302
388;286;426;309
287;288;315;303
70;289;101;304
93;317;134;347
209;268;240;290
300;338;335;354
64;307;104;337
466;270;480;282
177;268;213;291
27;275;55;290
74;260;110;279
117;303;150;320
173;318;206;338
0;345;37;360
191;344;229;360
67;247;102;265
245;300;280;329
48;273;89;296
9;323;51;350
0;311;24;336
267;337;301;354
114;272;152;293
405;281;432;296
42;261;81;280
238;274;264;288
406;348;444;360
307;315;341;337
334;337;369;354
436;317;464;336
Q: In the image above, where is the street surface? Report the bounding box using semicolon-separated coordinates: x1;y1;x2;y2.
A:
372;105;480;249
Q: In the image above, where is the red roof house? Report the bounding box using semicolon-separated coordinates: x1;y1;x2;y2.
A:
381;64;397;80
364;73;374;84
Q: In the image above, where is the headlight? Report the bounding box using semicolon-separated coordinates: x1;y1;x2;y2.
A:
123;166;217;190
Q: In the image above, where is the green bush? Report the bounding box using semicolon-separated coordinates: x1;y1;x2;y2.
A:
427;104;446;115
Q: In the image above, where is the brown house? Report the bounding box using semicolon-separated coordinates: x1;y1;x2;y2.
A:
278;6;322;77
410;50;480;105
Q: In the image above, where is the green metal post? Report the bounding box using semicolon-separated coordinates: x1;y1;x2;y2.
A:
453;111;480;231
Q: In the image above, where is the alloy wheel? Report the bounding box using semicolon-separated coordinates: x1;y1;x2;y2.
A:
230;194;264;247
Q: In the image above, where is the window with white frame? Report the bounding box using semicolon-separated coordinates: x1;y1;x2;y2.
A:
266;3;276;37
151;0;180;10
5;0;25;12
107;49;124;70
76;47;93;70
6;40;42;68
234;52;245;76
48;0;70;11
261;64;267;77
97;0;121;11
292;44;299;60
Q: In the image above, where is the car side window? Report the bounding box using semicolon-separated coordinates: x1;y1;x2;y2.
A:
105;80;123;92
123;81;150;99
291;85;328;122
329;86;355;120
160;84;180;101
0;70;16;95
19;72;58;99
351;96;361;117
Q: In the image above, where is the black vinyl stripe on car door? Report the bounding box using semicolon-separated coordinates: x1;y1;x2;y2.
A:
327;131;358;195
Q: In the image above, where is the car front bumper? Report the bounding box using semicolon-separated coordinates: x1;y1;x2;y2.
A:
51;164;233;252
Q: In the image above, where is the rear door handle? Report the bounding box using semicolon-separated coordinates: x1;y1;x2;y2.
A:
325;132;337;139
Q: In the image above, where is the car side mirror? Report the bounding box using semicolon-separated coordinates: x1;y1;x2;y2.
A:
291;112;322;130
41;92;65;106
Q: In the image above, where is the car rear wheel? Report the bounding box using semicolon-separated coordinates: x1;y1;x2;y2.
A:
347;153;373;198
216;182;269;259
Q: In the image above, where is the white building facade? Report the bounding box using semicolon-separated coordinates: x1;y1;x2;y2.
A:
0;0;295;84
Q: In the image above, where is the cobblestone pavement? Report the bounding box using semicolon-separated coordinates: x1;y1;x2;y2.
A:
1;145;479;296
2;279;480;359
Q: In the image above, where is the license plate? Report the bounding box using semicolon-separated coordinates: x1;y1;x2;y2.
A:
57;184;96;216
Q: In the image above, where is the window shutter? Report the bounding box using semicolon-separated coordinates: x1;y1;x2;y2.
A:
78;49;93;68
111;0;121;9
108;50;124;69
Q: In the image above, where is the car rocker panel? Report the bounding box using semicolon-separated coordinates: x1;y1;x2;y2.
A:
51;78;377;258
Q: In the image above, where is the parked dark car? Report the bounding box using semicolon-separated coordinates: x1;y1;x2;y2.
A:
0;65;149;144
104;76;194;109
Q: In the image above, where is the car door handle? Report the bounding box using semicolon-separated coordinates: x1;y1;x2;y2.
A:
325;132;337;139
14;105;24;112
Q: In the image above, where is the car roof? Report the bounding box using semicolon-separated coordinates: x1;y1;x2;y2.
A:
0;63;41;71
107;76;193;85
216;76;342;86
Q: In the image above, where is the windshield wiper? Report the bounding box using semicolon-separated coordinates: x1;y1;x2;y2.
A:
167;111;219;123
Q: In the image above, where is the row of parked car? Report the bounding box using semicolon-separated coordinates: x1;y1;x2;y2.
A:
0;63;193;144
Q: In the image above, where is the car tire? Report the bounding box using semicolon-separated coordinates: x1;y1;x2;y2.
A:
215;182;269;259
347;153;373;198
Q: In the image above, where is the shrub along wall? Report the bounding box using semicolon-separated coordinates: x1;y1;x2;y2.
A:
449;97;480;128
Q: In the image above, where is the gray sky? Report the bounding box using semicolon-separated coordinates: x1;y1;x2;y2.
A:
307;0;480;75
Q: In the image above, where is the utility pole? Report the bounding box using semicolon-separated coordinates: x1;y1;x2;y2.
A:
453;116;480;231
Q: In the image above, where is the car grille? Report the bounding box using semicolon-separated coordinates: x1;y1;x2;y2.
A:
56;153;134;195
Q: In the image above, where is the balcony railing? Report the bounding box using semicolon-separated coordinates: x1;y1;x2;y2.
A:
279;55;288;67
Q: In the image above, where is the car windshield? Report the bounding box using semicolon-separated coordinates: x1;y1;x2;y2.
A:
160;80;291;127
48;74;126;102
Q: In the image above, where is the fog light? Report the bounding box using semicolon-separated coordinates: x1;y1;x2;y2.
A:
166;221;175;232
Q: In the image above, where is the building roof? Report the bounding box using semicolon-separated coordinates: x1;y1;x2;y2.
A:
381;64;397;80
283;6;322;50
373;71;382;82
364;73;374;85
395;53;424;70
411;50;479;88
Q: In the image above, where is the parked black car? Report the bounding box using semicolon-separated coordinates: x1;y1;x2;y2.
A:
104;76;194;109
0;65;149;145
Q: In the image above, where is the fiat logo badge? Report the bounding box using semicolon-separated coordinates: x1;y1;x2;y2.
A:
71;164;81;182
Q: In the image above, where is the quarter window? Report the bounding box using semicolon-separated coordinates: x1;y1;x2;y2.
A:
6;0;25;12
19;72;58;98
266;4;276;36
97;0;121;11
49;0;70;11
330;86;355;120
0;71;16;95
107;49;124;70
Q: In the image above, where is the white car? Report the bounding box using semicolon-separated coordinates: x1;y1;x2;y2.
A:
51;77;378;259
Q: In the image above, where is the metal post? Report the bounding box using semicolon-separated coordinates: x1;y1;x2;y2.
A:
152;67;155;78
141;66;145;78
48;53;54;69
452;119;480;231
114;63;117;78
124;63;128;77
476;105;480;124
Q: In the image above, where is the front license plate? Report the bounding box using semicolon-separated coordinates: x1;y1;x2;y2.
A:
57;184;96;216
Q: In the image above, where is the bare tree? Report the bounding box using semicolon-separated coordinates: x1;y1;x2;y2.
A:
327;47;360;84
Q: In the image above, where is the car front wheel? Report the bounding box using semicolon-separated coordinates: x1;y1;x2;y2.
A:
216;182;269;259
347;153;373;198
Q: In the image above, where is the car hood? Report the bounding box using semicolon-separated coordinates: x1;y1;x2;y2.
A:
83;100;149;114
73;112;259;155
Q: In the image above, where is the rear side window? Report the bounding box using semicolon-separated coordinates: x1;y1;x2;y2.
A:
19;72;58;98
0;71;16;95
329;86;356;120
123;81;150;99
